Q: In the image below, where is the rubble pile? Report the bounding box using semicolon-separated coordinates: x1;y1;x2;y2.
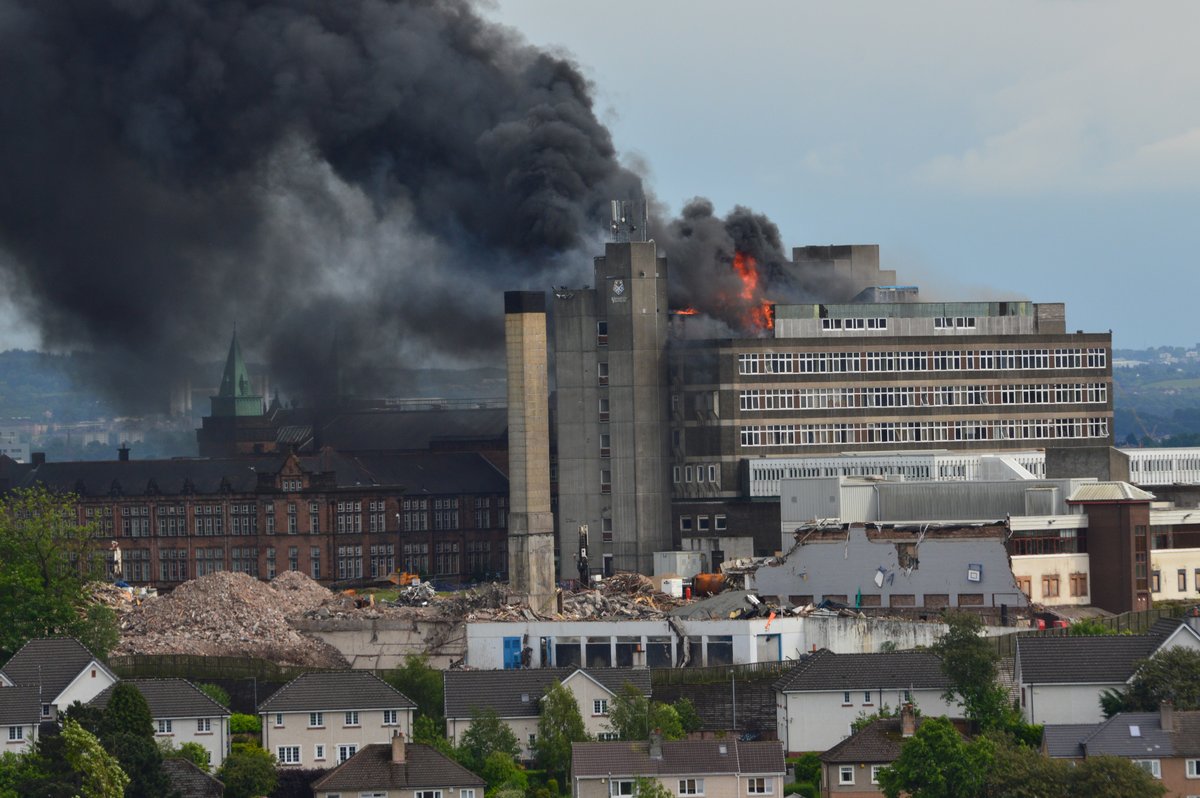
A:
559;588;670;620
270;570;334;617
115;571;348;668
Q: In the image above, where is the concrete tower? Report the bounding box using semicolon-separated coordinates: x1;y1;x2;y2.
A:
504;291;557;613
553;212;672;578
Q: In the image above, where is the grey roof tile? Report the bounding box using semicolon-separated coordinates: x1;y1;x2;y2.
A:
1016;635;1161;684
89;678;230;718
1081;712;1175;758
774;650;949;693
444;668;651;720
1041;724;1099;758
161;758;225;798
258;670;415;713
572;740;785;778
311;743;485;792
0;686;41;727
820;718;911;763
0;637;109;701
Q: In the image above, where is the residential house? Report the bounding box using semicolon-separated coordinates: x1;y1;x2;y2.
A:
0;638;119;722
259;671;415;769
1043;705;1200;797
161;758;225;798
310;733;485;798
774;650;956;754
571;736;786;798
0;686;40;754
89;678;232;768
817;707;934;798
444;667;651;760
1015;617;1200;725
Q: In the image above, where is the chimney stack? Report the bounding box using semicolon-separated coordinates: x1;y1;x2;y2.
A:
503;291;556;614
900;703;916;737
1160;700;1174;731
649;728;663;760
118;444;130;462
391;730;405;763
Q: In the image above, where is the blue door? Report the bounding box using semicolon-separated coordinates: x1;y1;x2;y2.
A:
503;636;522;669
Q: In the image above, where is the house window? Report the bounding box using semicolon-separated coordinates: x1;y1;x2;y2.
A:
40;704;50;718
1180;569;1188;592
156;719;172;735
1040;574;1060;598
839;766;855;785
1134;759;1161;779
747;777;771;794
274;713;283;727
696;516;710;532
1152;571;1162;593
842;691;852;705
863;691;873;705
1069;572;1088;597
598;732;619;741
277;746;301;765
1016;576;1031;597
593;699;608;716
610;781;634;797
461;791;476;798
196;718;211;733
1187;758;1200;778
314;744;325;761
309;712;324;728
871;765;885;784
337;744;357;763
416;792;443;798
8;726;23;741
714;514;727;531
678;779;704;795
679;516;693;532
383;709;398;726
344;711;359;727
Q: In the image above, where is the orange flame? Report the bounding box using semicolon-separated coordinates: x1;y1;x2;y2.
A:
732;251;774;332
673;307;699;316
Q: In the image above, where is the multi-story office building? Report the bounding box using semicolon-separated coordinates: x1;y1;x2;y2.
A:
550;226;1114;568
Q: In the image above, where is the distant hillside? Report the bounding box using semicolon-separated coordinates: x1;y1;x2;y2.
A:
1112;345;1200;446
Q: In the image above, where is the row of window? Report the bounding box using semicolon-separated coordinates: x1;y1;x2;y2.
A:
738;382;1108;411
838;764;887;786
738;417;1110;447
678;515;728;533
1014;572;1089;599
821;317;888;330
610;778;772;797
737;347;1107;375
672;464;720;484
153;718;213;735
1150;568;1200;594
305;710;398;728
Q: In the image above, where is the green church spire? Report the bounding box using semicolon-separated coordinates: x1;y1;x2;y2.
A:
210;330;263;417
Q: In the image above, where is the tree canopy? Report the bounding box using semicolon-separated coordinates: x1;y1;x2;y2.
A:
933;612;1018;731
384;654;445;722
607;684;684;741
1102;647;1200;716
0;487;118;661
457;707;521;774
218;745;278;798
534;682;589;783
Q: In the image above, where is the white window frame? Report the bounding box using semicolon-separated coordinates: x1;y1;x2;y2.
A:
337;743;357;764
678;778;704;796
277;745;301;765
344;711;359;727
746;777;771;794
839;766;855;785
593;699;609;716
416;792;443;798
1188;758;1200;778
382;709;398;726
314;743;325;761
610;780;634;798
196;718;211;733
871;765;884;784
156;719;173;735
8;726;23;741
309;712;324;728
461;791;476;798
1134;759;1161;779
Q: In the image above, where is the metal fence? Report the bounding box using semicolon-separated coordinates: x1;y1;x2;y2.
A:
650;659;795;686
986;605;1184;658
108;653;325;683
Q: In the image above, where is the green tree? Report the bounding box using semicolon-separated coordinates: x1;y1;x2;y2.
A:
1067;755;1166;798
228;713;259;735
979;733;1069;798
164;741;211;772
385;654;444;722
457;707;521;773
99;682;173;798
480;750;528;794
789;752;822;787
1104;647;1200;715
100;682;154;739
0;487;118;661
877;716;994;798
607;684;684;741
197;683;231;708
672;697;702;733
1067;618;1117;637
534;682;589;784
61;719;130;798
634;776;673;798
217;745;278;798
933;612;1013;729
414;713;456;758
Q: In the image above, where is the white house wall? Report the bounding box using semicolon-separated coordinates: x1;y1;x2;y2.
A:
1150;548;1200;601
1022;683;1116;725
55;661;118;713
776;688;957;754
152;714;229;768
261;708;413;769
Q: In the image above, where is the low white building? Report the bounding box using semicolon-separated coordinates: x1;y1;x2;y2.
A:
0;687;39;754
1015;618;1200;725
0;637;118;722
88;678;231;768
773;649;958;754
258;671;415;769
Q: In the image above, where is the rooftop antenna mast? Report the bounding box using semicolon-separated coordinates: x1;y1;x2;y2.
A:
609;200;648;243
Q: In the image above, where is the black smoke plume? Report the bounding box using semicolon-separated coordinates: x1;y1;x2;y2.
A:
0;0;838;410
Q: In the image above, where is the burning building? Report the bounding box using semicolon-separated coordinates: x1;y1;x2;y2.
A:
543;207;1114;576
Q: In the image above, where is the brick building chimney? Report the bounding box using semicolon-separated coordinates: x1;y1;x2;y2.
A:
1160;700;1174;731
649;729;663;760
392;731;406;763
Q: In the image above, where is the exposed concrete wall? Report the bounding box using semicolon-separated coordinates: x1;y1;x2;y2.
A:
294;618;466;670
1045;445;1129;482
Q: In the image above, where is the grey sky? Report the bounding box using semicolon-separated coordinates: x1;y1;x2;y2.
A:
485;0;1200;349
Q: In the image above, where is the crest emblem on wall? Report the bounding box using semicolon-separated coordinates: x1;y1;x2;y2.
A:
612;279;625;296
